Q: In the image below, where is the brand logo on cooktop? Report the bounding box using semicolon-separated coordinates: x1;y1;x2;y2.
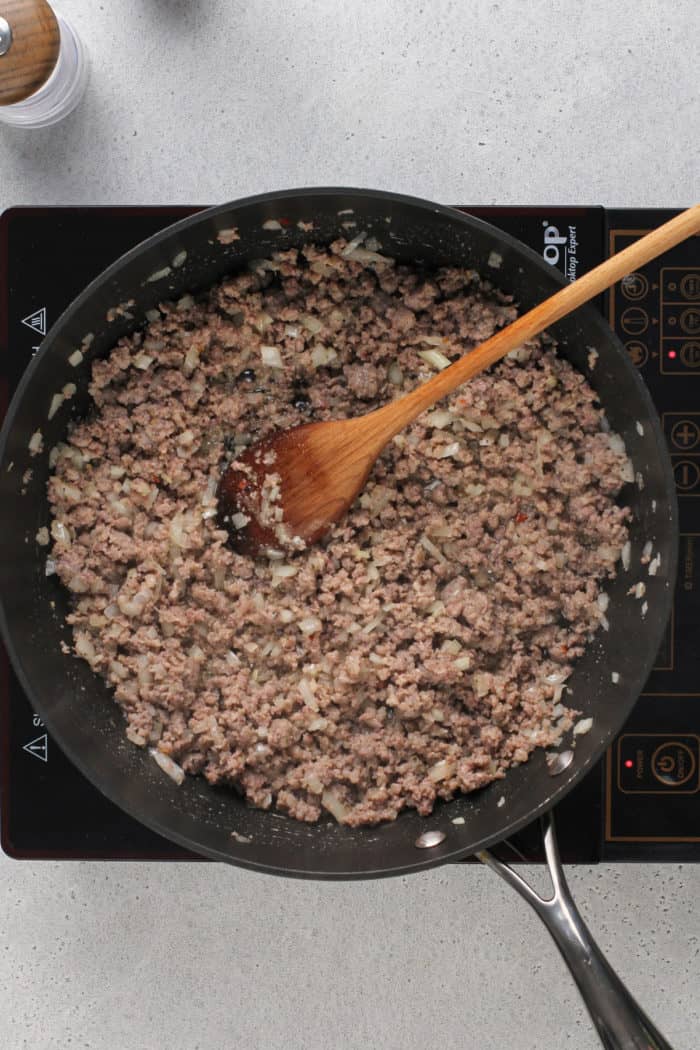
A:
541;221;579;282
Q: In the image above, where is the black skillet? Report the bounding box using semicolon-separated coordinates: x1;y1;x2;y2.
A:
0;190;679;1049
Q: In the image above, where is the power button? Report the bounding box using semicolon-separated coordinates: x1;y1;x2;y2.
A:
617;733;700;794
651;742;697;787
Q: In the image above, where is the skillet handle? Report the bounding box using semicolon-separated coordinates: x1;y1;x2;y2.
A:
478;812;673;1050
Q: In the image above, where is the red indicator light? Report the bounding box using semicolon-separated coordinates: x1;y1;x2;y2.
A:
624;759;634;769
668;350;677;359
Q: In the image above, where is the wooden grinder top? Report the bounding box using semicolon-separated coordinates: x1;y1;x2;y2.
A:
0;1;60;106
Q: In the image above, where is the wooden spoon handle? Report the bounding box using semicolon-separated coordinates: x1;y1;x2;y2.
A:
0;0;60;106
372;203;700;441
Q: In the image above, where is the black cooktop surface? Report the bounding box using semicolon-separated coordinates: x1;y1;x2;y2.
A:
1;205;698;863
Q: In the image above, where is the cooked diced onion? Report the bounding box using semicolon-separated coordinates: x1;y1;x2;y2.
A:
311;344;338;368
321;788;349;822
462;418;483;433
454;655;472;671
362;616;382;635
51;520;71;544
271;564;298;579
118;590;151;618
426;409;453;430
74;632;96;663
388;361;403;385
299;677;317;708
299;616;322;636
341;232;367;256
146;266;172;283
472;672;490;698
620;459;635;483
48;393;64;420
300;314;323;334
573;717;593;737
348;245;392;264
149;748;185;785
506;346;530;362
261;345;283;369
418;348;451;371
429;759;455;782
183;345;201;375
28;429;44;455
419;535;445;562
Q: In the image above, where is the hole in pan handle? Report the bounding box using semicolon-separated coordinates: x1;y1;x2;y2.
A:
478;812;673;1050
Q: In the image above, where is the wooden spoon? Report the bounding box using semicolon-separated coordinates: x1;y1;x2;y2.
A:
218;204;700;556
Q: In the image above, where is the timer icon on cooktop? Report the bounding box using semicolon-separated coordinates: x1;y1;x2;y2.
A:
621;272;649;300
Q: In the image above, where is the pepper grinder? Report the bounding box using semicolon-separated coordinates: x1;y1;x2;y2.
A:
0;0;88;127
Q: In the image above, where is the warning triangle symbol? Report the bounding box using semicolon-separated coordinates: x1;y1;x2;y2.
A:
23;733;48;762
21;307;47;337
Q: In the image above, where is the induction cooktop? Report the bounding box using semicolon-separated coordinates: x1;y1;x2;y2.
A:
1;204;698;863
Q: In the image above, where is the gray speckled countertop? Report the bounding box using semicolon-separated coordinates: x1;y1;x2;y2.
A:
1;2;698;1048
